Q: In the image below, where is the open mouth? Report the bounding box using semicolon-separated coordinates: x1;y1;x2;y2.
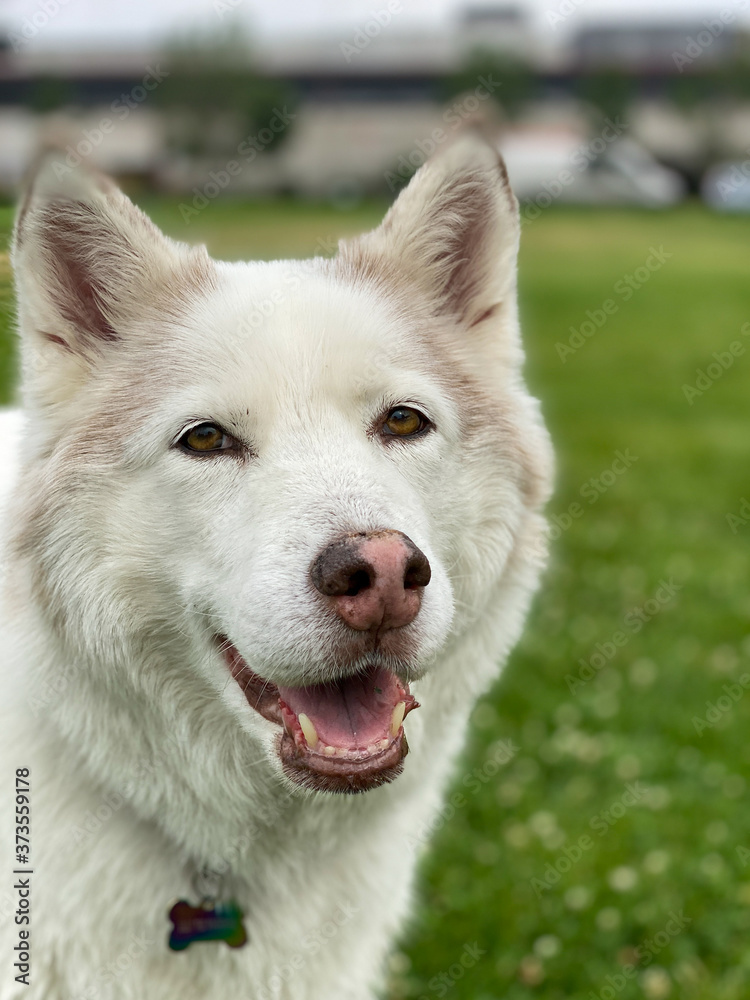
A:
219;639;419;794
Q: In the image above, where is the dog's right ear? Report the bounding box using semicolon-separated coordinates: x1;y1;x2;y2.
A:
12;151;214;407
340;131;520;342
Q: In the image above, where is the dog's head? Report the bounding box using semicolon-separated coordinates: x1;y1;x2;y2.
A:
11;135;551;798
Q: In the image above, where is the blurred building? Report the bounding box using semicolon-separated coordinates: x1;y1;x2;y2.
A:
458;5;533;61
0;6;747;201
573;20;741;71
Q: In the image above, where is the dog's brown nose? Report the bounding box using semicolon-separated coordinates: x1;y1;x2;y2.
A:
311;530;431;632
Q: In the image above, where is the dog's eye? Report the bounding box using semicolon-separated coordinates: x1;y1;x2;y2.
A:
179;423;235;454
382;407;430;438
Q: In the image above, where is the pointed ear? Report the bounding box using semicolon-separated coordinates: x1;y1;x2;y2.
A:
12;151;215;404
340;131;520;339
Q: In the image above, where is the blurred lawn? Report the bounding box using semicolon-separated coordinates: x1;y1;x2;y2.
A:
1;199;748;999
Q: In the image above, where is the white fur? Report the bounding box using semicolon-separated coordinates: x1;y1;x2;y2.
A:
0;135;553;999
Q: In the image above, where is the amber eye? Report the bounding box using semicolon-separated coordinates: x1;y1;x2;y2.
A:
383;407;430;438
179;423;234;454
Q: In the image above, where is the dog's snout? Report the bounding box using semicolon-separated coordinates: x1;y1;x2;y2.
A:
311;530;431;632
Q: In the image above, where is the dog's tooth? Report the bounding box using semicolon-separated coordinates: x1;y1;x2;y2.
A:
367;744;379;756
379;738;390;750
323;744;336;756
390;701;406;737
298;713;319;749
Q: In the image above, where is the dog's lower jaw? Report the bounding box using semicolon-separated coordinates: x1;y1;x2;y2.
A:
221;638;420;793
278;727;409;794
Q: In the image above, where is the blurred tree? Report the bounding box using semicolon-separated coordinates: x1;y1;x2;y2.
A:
154;28;298;160
439;48;536;121
713;48;750;102
575;69;636;124
666;58;750;109
27;76;75;113
664;73;707;113
665;34;750;112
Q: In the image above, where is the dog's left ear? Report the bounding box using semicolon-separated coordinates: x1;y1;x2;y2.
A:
12;151;214;405
341;131;520;351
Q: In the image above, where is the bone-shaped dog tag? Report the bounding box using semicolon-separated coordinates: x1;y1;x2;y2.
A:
168;899;248;951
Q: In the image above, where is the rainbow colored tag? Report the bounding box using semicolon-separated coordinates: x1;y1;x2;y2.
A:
168;899;248;951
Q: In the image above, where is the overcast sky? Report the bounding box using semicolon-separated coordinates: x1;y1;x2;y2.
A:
4;0;750;49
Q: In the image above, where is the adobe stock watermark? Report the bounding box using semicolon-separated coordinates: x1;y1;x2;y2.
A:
52;65;170;178
682;321;749;404
587;910;691;1000
672;1;748;72
231;256;350;335
548;449;637;541
531;783;647;897
546;0;588;30
28;664;73;718
555;246;672;362
67;933;153;1000
566;577;682;695
522;117;627;225
179;105;297;222
253;899;360;1000
340;1;403;63
726;497;750;534
68;729;192;847
232;270;304;335
692;674;750;735
385;75;500;192
417;942;486;999
8;0;72;53
405;740;518;851
589;782;648;836
214;0;243;18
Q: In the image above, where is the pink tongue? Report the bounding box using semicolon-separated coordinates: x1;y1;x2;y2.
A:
278;666;401;750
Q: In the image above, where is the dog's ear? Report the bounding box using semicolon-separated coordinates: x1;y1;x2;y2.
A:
341;131;520;349
12;151;214;404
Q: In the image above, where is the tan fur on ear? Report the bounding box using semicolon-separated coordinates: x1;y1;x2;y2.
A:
339;132;520;330
12;151;215;370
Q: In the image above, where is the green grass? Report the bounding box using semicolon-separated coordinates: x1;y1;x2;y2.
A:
1;199;748;999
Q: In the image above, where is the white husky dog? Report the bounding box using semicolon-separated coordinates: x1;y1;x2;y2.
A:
0;133;552;999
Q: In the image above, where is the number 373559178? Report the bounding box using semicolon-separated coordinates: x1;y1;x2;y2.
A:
15;768;31;862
